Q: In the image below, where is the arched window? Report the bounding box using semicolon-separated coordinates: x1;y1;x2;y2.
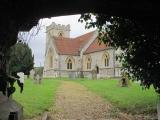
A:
102;51;110;67
58;31;63;37
67;59;72;69
86;57;91;69
59;32;62;36
104;55;109;67
65;56;75;70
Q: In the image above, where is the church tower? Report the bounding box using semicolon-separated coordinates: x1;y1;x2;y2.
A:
46;22;70;38
45;22;70;55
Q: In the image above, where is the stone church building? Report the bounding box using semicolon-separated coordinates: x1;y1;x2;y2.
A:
43;22;122;78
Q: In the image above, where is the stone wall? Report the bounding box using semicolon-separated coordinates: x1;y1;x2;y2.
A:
43;68;121;78
43;69;57;77
43;49;123;78
83;49;114;70
59;55;81;71
115;67;122;77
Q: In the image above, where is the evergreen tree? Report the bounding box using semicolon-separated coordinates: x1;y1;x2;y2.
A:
8;41;34;75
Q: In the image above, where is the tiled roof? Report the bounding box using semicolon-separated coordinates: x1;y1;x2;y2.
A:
84;39;108;54
53;31;108;55
54;31;95;55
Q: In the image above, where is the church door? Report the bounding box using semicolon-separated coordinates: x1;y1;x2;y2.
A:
96;66;99;74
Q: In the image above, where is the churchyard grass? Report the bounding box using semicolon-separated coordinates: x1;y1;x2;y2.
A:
13;78;60;118
71;78;157;114
13;77;157;118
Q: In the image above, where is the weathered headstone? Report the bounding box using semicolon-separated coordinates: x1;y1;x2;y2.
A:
68;72;76;79
79;71;84;78
97;74;101;79
92;68;97;80
77;68;84;78
17;72;24;84
35;74;42;84
87;72;92;79
29;69;35;80
118;72;129;87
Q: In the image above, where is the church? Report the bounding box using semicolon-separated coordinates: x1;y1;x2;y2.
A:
43;22;122;78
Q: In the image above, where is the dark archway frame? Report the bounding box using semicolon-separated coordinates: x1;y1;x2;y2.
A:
0;1;160;95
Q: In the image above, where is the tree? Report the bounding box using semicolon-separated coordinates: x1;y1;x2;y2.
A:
8;41;34;75
0;20;41;97
79;13;160;93
0;41;34;97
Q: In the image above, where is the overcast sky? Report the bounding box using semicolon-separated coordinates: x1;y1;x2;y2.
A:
27;14;95;67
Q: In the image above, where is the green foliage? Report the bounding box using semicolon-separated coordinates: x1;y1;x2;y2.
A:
79;13;160;93
8;42;34;75
13;78;60;118
0;42;34;96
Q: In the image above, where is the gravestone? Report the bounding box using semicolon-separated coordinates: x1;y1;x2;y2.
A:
87;72;92;79
76;68;84;78
97;74;101;79
29;69;35;80
35;74;42;84
68;72;76;79
92;69;97;79
118;72;129;87
17;72;24;84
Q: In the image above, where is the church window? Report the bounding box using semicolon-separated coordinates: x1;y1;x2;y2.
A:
59;33;62;36
67;59;72;69
58;31;63;37
104;55;109;67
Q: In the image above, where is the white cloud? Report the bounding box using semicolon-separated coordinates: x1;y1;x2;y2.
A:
27;14;95;67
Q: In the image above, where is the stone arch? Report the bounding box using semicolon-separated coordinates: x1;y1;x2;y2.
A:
58;31;64;37
65;56;75;70
102;51;110;67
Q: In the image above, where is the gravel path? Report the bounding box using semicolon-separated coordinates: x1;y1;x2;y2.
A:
47;81;134;120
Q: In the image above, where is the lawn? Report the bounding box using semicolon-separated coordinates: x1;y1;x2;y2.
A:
13;77;158;118
13;78;60;118
72;78;157;114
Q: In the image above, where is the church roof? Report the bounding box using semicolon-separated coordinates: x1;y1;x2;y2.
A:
54;31;95;55
54;37;81;55
84;39;108;54
53;31;108;55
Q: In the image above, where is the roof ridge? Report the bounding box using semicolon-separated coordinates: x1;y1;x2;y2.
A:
84;38;108;54
53;30;98;55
